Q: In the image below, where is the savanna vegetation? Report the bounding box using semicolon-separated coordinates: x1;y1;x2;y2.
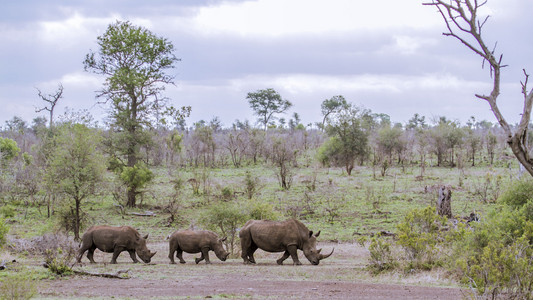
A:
1;3;533;298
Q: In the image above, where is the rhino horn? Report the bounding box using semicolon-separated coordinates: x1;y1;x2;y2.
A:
314;231;321;238
150;251;157;258
143;233;149;240
318;248;334;260
317;248;322;254
220;236;227;242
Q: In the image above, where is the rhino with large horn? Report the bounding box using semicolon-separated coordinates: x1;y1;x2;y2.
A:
239;219;334;265
77;225;156;264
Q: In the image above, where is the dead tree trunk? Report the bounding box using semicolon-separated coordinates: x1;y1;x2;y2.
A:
424;0;533;177
437;186;452;218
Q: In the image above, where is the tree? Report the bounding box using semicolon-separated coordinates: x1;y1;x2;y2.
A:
318;105;370;175
425;0;533;177
247;88;292;130
0;137;20;166
320;95;348;130
35;83;63;128
45;123;104;240
84;20;189;207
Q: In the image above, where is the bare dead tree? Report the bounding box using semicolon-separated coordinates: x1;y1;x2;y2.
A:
35;83;64;128
424;0;533;177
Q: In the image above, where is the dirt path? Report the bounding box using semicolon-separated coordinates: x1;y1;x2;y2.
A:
38;242;465;299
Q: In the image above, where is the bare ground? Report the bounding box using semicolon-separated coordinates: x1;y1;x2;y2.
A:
38;242;465;299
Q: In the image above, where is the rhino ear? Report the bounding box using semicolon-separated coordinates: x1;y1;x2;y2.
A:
309;231;313;238
314;231;321;238
143;234;149;240
220;237;227;242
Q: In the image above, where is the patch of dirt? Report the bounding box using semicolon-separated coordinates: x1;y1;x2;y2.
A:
38;242;465;299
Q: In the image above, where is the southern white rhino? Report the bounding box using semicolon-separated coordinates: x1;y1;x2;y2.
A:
239;219;334;265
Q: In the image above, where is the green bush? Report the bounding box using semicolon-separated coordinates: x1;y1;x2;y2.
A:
246;201;280;221
449;179;533;299
452;210;533;299
44;247;74;276
0;218;9;248
396;206;447;270
243;171;260;200
499;178;533;210
221;186;233;200
359;236;397;274
200;201;249;255
0;206;15;218
0;272;37;300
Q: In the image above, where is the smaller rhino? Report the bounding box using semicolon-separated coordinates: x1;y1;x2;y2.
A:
77;225;156;264
168;230;229;264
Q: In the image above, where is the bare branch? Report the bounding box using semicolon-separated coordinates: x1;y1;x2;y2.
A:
425;0;533;176
35;83;64;128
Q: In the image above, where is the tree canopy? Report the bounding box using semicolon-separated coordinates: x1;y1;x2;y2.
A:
84;20;188;207
247;88;292;130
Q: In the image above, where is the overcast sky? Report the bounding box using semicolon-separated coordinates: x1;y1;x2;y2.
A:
1;0;532;128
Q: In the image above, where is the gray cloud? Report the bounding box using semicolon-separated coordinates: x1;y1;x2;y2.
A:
1;0;531;129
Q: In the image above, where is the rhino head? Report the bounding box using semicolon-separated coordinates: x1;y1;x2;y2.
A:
136;233;157;263
302;230;334;265
213;236;230;261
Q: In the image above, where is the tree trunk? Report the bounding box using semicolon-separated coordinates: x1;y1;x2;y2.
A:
74;197;80;240
437;186;452;218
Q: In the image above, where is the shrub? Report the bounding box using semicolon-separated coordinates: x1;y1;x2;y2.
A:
452;211;533;299
0;272;37;300
0;218;9;248
243;171;260;200
246;201;280;221
200;202;249;255
499;178;533;212
396;206;447;270
44;247;74;276
0;206;15;218
221;186;233;200
359;236;397;274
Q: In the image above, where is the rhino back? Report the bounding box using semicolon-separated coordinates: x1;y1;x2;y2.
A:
90;226;140;252
171;230;214;253
248;220;304;252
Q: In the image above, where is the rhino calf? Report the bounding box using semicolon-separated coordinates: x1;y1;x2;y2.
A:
168;230;229;264
240;219;334;265
77;225;156;264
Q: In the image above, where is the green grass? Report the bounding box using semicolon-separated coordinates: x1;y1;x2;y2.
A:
4;162;514;243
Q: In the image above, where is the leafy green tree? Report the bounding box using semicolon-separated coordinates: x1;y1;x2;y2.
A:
200;201;249;255
0;137;20;166
406;113;427;130
45;123;104;240
318;105;370;175
84;20;189;207
247;88;292;130
320;95;348;130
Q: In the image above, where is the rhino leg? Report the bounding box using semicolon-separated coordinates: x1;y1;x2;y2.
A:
87;248;97;264
168;248;176;264
287;245;302;265
176;249;186;264
240;233;255;264
244;243;258;264
128;250;139;263
110;249;121;264
198;247;210;264
276;251;290;265
77;242;94;263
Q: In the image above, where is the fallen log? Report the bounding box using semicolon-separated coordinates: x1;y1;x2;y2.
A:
128;211;156;217
72;269;130;279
